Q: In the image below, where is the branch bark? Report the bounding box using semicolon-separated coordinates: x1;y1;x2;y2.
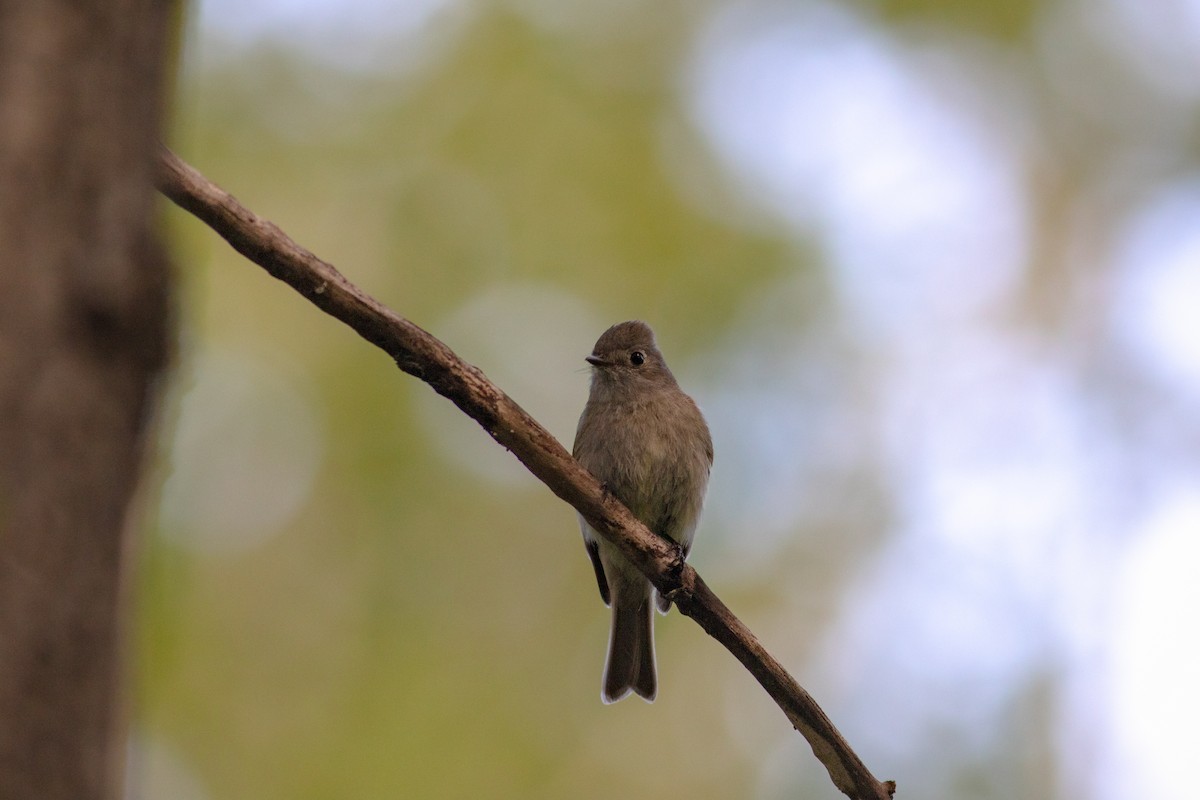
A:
155;146;895;800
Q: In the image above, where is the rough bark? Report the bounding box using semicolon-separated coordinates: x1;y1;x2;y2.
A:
0;3;176;799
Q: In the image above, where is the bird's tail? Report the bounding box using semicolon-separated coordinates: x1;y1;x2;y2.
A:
602;586;656;703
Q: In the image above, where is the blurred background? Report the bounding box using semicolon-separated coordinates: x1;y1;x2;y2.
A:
137;0;1200;797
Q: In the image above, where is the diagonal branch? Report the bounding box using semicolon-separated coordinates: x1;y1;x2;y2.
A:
155;145;895;800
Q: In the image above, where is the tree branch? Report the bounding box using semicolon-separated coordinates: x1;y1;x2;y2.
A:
155;146;895;800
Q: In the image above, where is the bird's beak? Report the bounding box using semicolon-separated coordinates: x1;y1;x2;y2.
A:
585;355;607;367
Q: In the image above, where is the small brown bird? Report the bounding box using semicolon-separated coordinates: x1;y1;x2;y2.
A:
573;321;713;703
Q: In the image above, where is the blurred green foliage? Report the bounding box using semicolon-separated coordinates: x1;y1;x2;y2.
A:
138;1;1200;798
146;6;793;799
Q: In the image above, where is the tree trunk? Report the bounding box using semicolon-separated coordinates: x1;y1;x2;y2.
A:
0;2;176;798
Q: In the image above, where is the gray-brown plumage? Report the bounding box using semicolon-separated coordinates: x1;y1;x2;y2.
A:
573;321;713;703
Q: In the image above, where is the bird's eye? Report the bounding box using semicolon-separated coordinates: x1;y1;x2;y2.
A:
630;351;645;366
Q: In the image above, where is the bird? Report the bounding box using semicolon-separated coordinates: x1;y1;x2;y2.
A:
572;321;713;703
